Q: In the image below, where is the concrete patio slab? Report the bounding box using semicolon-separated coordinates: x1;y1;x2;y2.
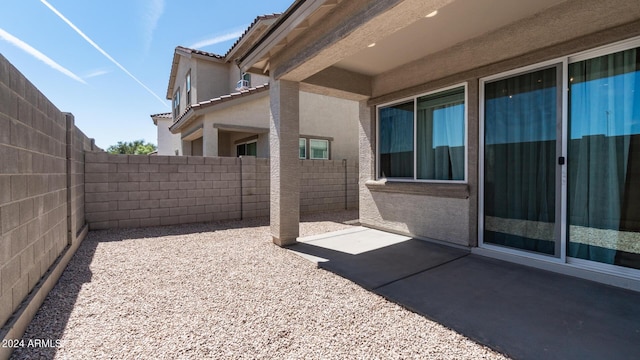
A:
293;227;640;360
297;227;412;255
290;227;468;290
376;255;640;360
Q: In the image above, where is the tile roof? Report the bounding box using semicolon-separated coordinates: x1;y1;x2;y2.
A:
225;14;281;58
175;46;224;60
150;112;172;119
150;112;172;125
169;83;270;133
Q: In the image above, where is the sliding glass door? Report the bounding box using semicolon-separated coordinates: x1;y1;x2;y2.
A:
481;40;640;277
568;47;640;270
482;66;561;256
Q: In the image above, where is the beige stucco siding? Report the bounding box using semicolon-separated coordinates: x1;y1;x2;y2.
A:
360;192;470;246
196;60;231;102
203;96;270;129
300;91;359;161
156;119;181;155
229;66;270;90
172;58;191;110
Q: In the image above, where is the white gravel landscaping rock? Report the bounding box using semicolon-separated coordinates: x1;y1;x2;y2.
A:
11;210;508;359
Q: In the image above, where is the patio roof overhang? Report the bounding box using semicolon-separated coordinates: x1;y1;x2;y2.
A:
238;0;640;100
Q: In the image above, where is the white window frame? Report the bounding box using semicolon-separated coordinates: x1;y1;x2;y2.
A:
299;138;307;159
243;72;251;87
173;88;181;119
375;82;468;183
309;139;330;160
478;59;566;264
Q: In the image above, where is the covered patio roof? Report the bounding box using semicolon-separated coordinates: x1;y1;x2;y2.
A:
238;0;640;99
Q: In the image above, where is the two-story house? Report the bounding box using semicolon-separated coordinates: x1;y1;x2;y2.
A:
152;14;359;162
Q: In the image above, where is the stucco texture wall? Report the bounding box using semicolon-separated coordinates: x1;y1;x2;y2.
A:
156;119;181;156
202;95;270;130
300;91;359;162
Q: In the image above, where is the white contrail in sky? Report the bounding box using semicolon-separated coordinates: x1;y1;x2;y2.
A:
189;29;246;49
40;0;169;109
141;0;164;52
84;69;110;79
0;27;86;84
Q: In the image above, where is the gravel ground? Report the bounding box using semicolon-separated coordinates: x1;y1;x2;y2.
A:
11;210;508;359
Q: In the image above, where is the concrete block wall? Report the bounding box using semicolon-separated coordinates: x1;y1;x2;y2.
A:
241;157;270;219
85;155;359;229
85;154;244;229
0;55;94;337
300;159;358;213
69;126;94;238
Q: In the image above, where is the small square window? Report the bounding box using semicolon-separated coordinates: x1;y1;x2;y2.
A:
236;141;257;157
310;139;329;160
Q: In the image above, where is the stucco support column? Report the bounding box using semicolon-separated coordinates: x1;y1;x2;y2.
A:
269;79;300;246
358;100;373;221
203;126;219;157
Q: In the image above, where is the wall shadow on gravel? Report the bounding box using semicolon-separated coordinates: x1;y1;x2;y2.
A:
87;217;272;243
85;209;359;243
9;236;99;360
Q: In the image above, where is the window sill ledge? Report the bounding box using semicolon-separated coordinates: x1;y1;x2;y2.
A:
365;180;470;199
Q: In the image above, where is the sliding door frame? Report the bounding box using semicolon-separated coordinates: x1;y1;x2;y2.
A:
478;36;640;283
478;58;568;263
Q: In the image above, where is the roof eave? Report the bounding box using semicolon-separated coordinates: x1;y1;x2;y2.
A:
169;84;270;133
225;16;280;61
238;0;312;73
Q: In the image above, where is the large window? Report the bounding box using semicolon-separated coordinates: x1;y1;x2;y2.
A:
378;85;466;181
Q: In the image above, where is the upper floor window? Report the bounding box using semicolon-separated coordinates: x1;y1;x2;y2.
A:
186;72;191;105
237;72;251;90
378;84;467;182
173;89;180;119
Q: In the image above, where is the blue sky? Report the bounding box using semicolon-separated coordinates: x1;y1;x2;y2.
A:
0;0;293;149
